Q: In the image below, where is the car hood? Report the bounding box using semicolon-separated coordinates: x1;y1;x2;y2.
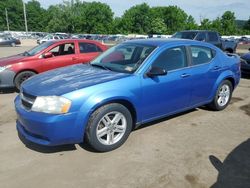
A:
0;54;26;66
22;64;130;96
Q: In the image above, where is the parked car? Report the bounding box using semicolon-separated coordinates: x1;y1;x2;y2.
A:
37;35;63;44
0;39;107;90
172;30;238;53
240;48;250;76
238;37;250;45
14;39;241;152
0;37;21;47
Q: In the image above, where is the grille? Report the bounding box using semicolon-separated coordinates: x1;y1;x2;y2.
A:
21;91;36;110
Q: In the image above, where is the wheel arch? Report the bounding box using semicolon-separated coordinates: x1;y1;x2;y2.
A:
14;69;38;81
90;99;138;130
224;48;234;53
225;76;235;90
13;69;38;88
209;71;236;102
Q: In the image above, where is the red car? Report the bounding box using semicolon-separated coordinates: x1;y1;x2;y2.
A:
0;39;107;90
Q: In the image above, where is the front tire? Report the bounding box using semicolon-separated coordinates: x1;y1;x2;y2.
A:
85;103;133;152
207;80;233;111
14;71;36;91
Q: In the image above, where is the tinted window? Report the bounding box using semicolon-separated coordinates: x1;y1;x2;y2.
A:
153;46;187;71
172;32;198;40
79;43;102;53
190;46;213;65
196;33;206;41
207;32;218;42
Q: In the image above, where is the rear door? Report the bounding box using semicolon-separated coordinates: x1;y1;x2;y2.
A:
77;42;103;63
188;45;222;106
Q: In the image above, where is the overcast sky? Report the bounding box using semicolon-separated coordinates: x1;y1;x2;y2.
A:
26;0;250;23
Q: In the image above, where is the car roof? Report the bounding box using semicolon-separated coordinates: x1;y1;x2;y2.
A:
123;38;215;48
49;39;103;44
176;30;216;33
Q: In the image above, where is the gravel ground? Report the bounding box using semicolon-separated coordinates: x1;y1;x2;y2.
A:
0;44;250;188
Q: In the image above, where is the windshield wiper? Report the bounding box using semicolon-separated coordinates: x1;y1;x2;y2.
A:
91;63;111;71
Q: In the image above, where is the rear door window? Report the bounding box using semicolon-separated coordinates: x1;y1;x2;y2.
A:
207;32;219;42
79;43;102;53
190;46;214;66
196;33;206;41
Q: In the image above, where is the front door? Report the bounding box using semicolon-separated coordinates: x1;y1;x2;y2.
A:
42;42;78;72
141;46;192;121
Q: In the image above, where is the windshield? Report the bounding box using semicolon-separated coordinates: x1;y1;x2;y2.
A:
172;32;198;40
25;41;55;56
90;43;156;73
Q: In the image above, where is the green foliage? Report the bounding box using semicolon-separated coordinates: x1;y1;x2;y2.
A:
244;17;250;31
150;17;168;34
26;0;46;31
0;0;249;35
221;11;237;35
200;19;212;30
0;0;24;31
185;16;198;30
120;3;151;34
83;2;114;34
150;6;191;34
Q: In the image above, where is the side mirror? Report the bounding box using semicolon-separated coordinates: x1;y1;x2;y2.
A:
146;66;167;77
43;52;53;58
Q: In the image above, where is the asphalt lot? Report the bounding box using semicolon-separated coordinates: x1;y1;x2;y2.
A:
0;43;250;188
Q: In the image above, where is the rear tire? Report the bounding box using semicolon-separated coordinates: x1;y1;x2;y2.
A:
85;103;133;152
207;80;233;111
14;71;36;91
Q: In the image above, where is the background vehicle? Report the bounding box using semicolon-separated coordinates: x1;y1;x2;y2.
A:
238;37;250;45
0;39;107;89
172;30;238;53
240;48;250;76
37;35;64;44
0;37;21;47
15;39;241;152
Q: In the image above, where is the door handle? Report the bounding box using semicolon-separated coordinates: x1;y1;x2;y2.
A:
72;57;78;60
181;73;191;78
213;66;221;70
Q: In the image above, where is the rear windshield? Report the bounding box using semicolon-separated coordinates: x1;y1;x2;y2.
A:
172;32;198;40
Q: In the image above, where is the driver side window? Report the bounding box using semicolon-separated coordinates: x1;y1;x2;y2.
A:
152;46;187;71
49;43;75;56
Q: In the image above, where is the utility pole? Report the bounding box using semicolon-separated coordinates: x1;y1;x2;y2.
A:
5;8;10;32
23;1;28;34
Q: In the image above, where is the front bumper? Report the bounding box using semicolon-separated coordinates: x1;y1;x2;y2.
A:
15;95;84;146
0;69;16;88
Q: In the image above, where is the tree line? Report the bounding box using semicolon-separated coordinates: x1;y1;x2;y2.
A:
0;0;250;35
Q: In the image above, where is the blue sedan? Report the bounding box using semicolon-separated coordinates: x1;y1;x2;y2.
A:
15;39;241;152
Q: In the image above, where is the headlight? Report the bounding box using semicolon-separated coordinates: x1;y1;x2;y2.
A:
0;65;12;72
32;96;71;114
